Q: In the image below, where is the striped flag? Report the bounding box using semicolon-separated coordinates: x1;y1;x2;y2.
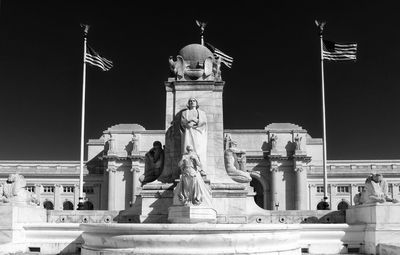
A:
205;42;233;68
323;40;357;61
85;46;113;71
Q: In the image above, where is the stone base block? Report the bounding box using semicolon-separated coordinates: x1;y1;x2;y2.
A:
168;205;217;223
346;203;400;225
346;203;400;254
379;243;400;255
0;205;46;244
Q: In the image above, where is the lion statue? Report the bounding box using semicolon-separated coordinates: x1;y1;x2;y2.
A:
0;173;39;205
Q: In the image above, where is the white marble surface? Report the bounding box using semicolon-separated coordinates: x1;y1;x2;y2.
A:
168;205;217;223
81;223;301;255
379;243;400;255
347;203;400;254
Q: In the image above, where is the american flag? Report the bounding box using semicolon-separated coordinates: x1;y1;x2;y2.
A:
205;42;233;68
85;46;113;71
323;40;357;61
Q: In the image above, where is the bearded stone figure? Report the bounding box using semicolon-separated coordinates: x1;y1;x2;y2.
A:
180;97;207;171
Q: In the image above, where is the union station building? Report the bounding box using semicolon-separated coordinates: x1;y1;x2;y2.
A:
1;44;399;212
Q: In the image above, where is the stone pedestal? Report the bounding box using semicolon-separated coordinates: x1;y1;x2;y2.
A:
0;205;46;253
118;182;174;223
168;205;217;223
346;203;400;254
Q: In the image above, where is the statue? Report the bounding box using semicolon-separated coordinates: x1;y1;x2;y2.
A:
294;134;302;151
224;136;251;183
168;56;177;77
354;173;399;205
270;134;278;151
131;134;139;154
0;173;39;205
173;145;212;206
180;98;207;172
212;56;222;80
139;141;164;185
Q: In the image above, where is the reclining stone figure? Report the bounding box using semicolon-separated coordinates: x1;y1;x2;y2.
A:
224;135;251;183
354;173;399;205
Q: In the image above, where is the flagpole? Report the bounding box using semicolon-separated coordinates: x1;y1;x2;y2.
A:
318;23;329;208
78;25;88;210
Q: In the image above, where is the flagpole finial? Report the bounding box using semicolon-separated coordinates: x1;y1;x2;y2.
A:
195;20;207;45
80;23;90;37
315;20;326;35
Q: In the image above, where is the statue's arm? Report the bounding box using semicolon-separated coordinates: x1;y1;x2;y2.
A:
197;110;207;127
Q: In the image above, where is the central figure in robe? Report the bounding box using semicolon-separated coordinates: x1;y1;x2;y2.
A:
180;97;207;174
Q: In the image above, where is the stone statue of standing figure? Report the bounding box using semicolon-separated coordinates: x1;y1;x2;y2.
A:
270;134;278;151
180;98;207;173
294;134;302;151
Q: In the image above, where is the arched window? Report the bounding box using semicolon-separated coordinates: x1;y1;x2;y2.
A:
43;200;54;210
83;201;94;210
337;200;349;211
317;201;330;210
63;201;74;210
250;177;264;209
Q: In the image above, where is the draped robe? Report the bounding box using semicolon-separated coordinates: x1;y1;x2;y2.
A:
181;108;207;170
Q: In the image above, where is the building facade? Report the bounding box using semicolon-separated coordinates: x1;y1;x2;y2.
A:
1;123;399;211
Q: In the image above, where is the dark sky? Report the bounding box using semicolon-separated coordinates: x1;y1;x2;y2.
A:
0;1;399;161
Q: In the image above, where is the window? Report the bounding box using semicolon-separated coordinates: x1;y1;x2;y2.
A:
43;186;54;193
25;185;35;193
336;185;350;193
83;201;94;210
316;186;324;193
43;201;54;210
63;201;74;210
317;201;330;210
337;201;349;211
63;186;74;193
357;186;365;193
83;186;94;194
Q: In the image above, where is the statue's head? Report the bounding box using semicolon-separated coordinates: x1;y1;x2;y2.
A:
187;98;199;109
186;145;194;153
7;174;15;183
153;141;162;149
373;173;383;183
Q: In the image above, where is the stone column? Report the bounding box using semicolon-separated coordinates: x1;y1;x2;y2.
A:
269;155;282;211
270;167;280;210
351;184;358;206
294;167;307;210
74;184;80;210
34;184;41;203
329;184;336;209
394;183;400;201
54;184;61;210
293;155;310;210
93;184;101;210
107;167;117;210
101;170;108;210
308;184;315;210
131;166;141;204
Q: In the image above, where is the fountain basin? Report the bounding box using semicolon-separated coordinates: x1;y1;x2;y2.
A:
81;223;301;255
